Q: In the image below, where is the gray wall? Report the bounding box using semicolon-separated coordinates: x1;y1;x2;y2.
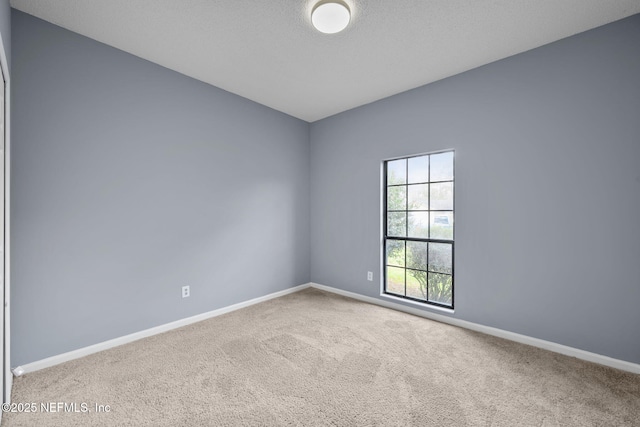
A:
0;0;8;66
310;14;640;364
11;10;310;366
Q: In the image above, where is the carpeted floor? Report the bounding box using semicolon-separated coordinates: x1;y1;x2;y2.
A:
3;288;639;426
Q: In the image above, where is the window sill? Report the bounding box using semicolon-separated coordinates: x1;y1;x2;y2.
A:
380;292;455;314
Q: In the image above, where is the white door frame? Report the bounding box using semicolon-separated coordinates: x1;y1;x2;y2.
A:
0;27;11;406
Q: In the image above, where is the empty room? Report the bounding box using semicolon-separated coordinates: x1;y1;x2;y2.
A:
0;0;639;426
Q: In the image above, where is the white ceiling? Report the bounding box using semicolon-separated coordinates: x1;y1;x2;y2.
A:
10;0;640;122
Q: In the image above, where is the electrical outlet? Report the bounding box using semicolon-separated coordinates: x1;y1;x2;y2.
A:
367;271;373;281
182;285;190;298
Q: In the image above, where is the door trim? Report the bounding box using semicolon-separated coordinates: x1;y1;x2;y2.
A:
0;26;11;408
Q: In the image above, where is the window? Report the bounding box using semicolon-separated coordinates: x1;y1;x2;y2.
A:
383;151;454;308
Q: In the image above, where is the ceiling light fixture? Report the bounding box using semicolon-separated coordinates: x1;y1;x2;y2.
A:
311;1;351;34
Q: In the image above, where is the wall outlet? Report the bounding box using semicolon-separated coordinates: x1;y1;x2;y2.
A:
182;285;190;298
367;271;373;281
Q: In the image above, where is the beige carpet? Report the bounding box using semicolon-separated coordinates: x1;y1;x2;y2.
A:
3;288;639;426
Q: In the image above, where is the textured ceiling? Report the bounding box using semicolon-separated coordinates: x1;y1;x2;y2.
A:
10;0;640;122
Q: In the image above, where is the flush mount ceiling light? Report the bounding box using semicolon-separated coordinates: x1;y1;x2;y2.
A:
311;1;351;34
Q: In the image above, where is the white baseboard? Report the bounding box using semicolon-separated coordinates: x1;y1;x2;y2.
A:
14;281;640;377
13;283;312;376
309;283;640;375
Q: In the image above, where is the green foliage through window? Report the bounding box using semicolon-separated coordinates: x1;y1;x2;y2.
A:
383;151;454;308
